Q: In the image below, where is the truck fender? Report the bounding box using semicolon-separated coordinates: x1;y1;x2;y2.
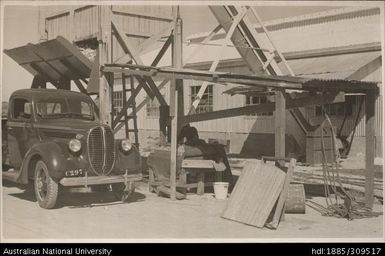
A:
19;142;67;184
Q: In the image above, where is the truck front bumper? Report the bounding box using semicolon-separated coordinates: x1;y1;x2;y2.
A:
59;173;142;187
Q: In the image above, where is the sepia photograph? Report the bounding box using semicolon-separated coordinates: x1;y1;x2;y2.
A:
0;0;384;244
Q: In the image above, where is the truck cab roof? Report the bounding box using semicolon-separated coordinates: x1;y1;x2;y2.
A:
10;89;91;101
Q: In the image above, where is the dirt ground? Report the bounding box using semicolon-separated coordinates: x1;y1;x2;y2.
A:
1;179;383;242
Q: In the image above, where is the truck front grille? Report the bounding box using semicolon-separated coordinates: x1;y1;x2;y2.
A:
87;126;115;175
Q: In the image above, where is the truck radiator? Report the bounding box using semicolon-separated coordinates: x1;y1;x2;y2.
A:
87;126;115;175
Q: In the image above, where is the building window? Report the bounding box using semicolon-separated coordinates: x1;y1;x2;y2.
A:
315;96;354;117
146;97;162;118
245;95;273;116
190;85;213;113
113;91;124;114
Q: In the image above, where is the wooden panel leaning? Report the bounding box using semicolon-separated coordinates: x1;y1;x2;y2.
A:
221;158;296;229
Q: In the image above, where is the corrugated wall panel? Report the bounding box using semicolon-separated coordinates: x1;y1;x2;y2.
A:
111;8;172;62
45;5;172;45
267;10;381;53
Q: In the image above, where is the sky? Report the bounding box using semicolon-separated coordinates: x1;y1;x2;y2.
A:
1;4;343;101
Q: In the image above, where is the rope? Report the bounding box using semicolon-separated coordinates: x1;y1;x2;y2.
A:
311;112;381;220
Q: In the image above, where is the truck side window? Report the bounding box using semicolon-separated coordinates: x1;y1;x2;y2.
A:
12;98;32;120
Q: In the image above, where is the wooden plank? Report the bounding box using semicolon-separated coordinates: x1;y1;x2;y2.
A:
133;75;155;99
209;6;265;74
365;91;376;208
267;159;296;229
183;92;344;123
292;176;383;199
189;7;249;114
111;8;173;23
156;185;186;200
285;184;306;214
185;24;222;64
138;22;173;53
113;23;173;64
152;35;173;67
102;66;303;89
249;7;294;76
222;161;286;228
98;6;112;126
182;159;214;169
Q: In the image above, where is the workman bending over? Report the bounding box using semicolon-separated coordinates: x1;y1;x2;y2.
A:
178;124;234;187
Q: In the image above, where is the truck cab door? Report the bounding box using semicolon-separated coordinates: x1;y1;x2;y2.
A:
7;97;35;169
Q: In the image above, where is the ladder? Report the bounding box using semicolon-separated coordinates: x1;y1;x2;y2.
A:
113;73;139;147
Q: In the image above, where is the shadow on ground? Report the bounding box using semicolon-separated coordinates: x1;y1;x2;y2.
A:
3;179;146;209
61;191;146;209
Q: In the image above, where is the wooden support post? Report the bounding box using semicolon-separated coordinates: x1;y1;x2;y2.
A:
159;105;170;144
122;74;129;139
365;91;376;208
98;6;112;126
31;76;46;89
275;89;286;166
170;7;183;201
59;79;71;90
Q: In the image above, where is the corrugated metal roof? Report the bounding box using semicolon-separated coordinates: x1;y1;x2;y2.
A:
278;51;382;80
187;7;380;42
140;41;381;82
105;63;378;93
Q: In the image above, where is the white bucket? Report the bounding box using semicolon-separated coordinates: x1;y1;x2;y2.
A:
213;182;229;200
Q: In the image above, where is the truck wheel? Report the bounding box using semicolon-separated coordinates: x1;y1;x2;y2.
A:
111;182;135;202
34;160;58;209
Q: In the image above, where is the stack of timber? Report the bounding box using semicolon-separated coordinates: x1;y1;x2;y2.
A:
292;169;383;199
222;159;295;229
228;158;383;200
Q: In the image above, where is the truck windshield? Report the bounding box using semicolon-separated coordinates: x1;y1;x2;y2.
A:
36;95;95;120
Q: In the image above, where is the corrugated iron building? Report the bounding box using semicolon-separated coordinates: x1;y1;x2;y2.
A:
41;6;383;161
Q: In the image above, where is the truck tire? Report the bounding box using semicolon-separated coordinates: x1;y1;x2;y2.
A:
34;160;58;209
111;182;135;202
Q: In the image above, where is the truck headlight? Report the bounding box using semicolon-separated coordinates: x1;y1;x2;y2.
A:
68;139;82;153
121;139;132;152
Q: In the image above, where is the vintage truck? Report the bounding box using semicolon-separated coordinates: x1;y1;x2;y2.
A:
2;88;142;209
